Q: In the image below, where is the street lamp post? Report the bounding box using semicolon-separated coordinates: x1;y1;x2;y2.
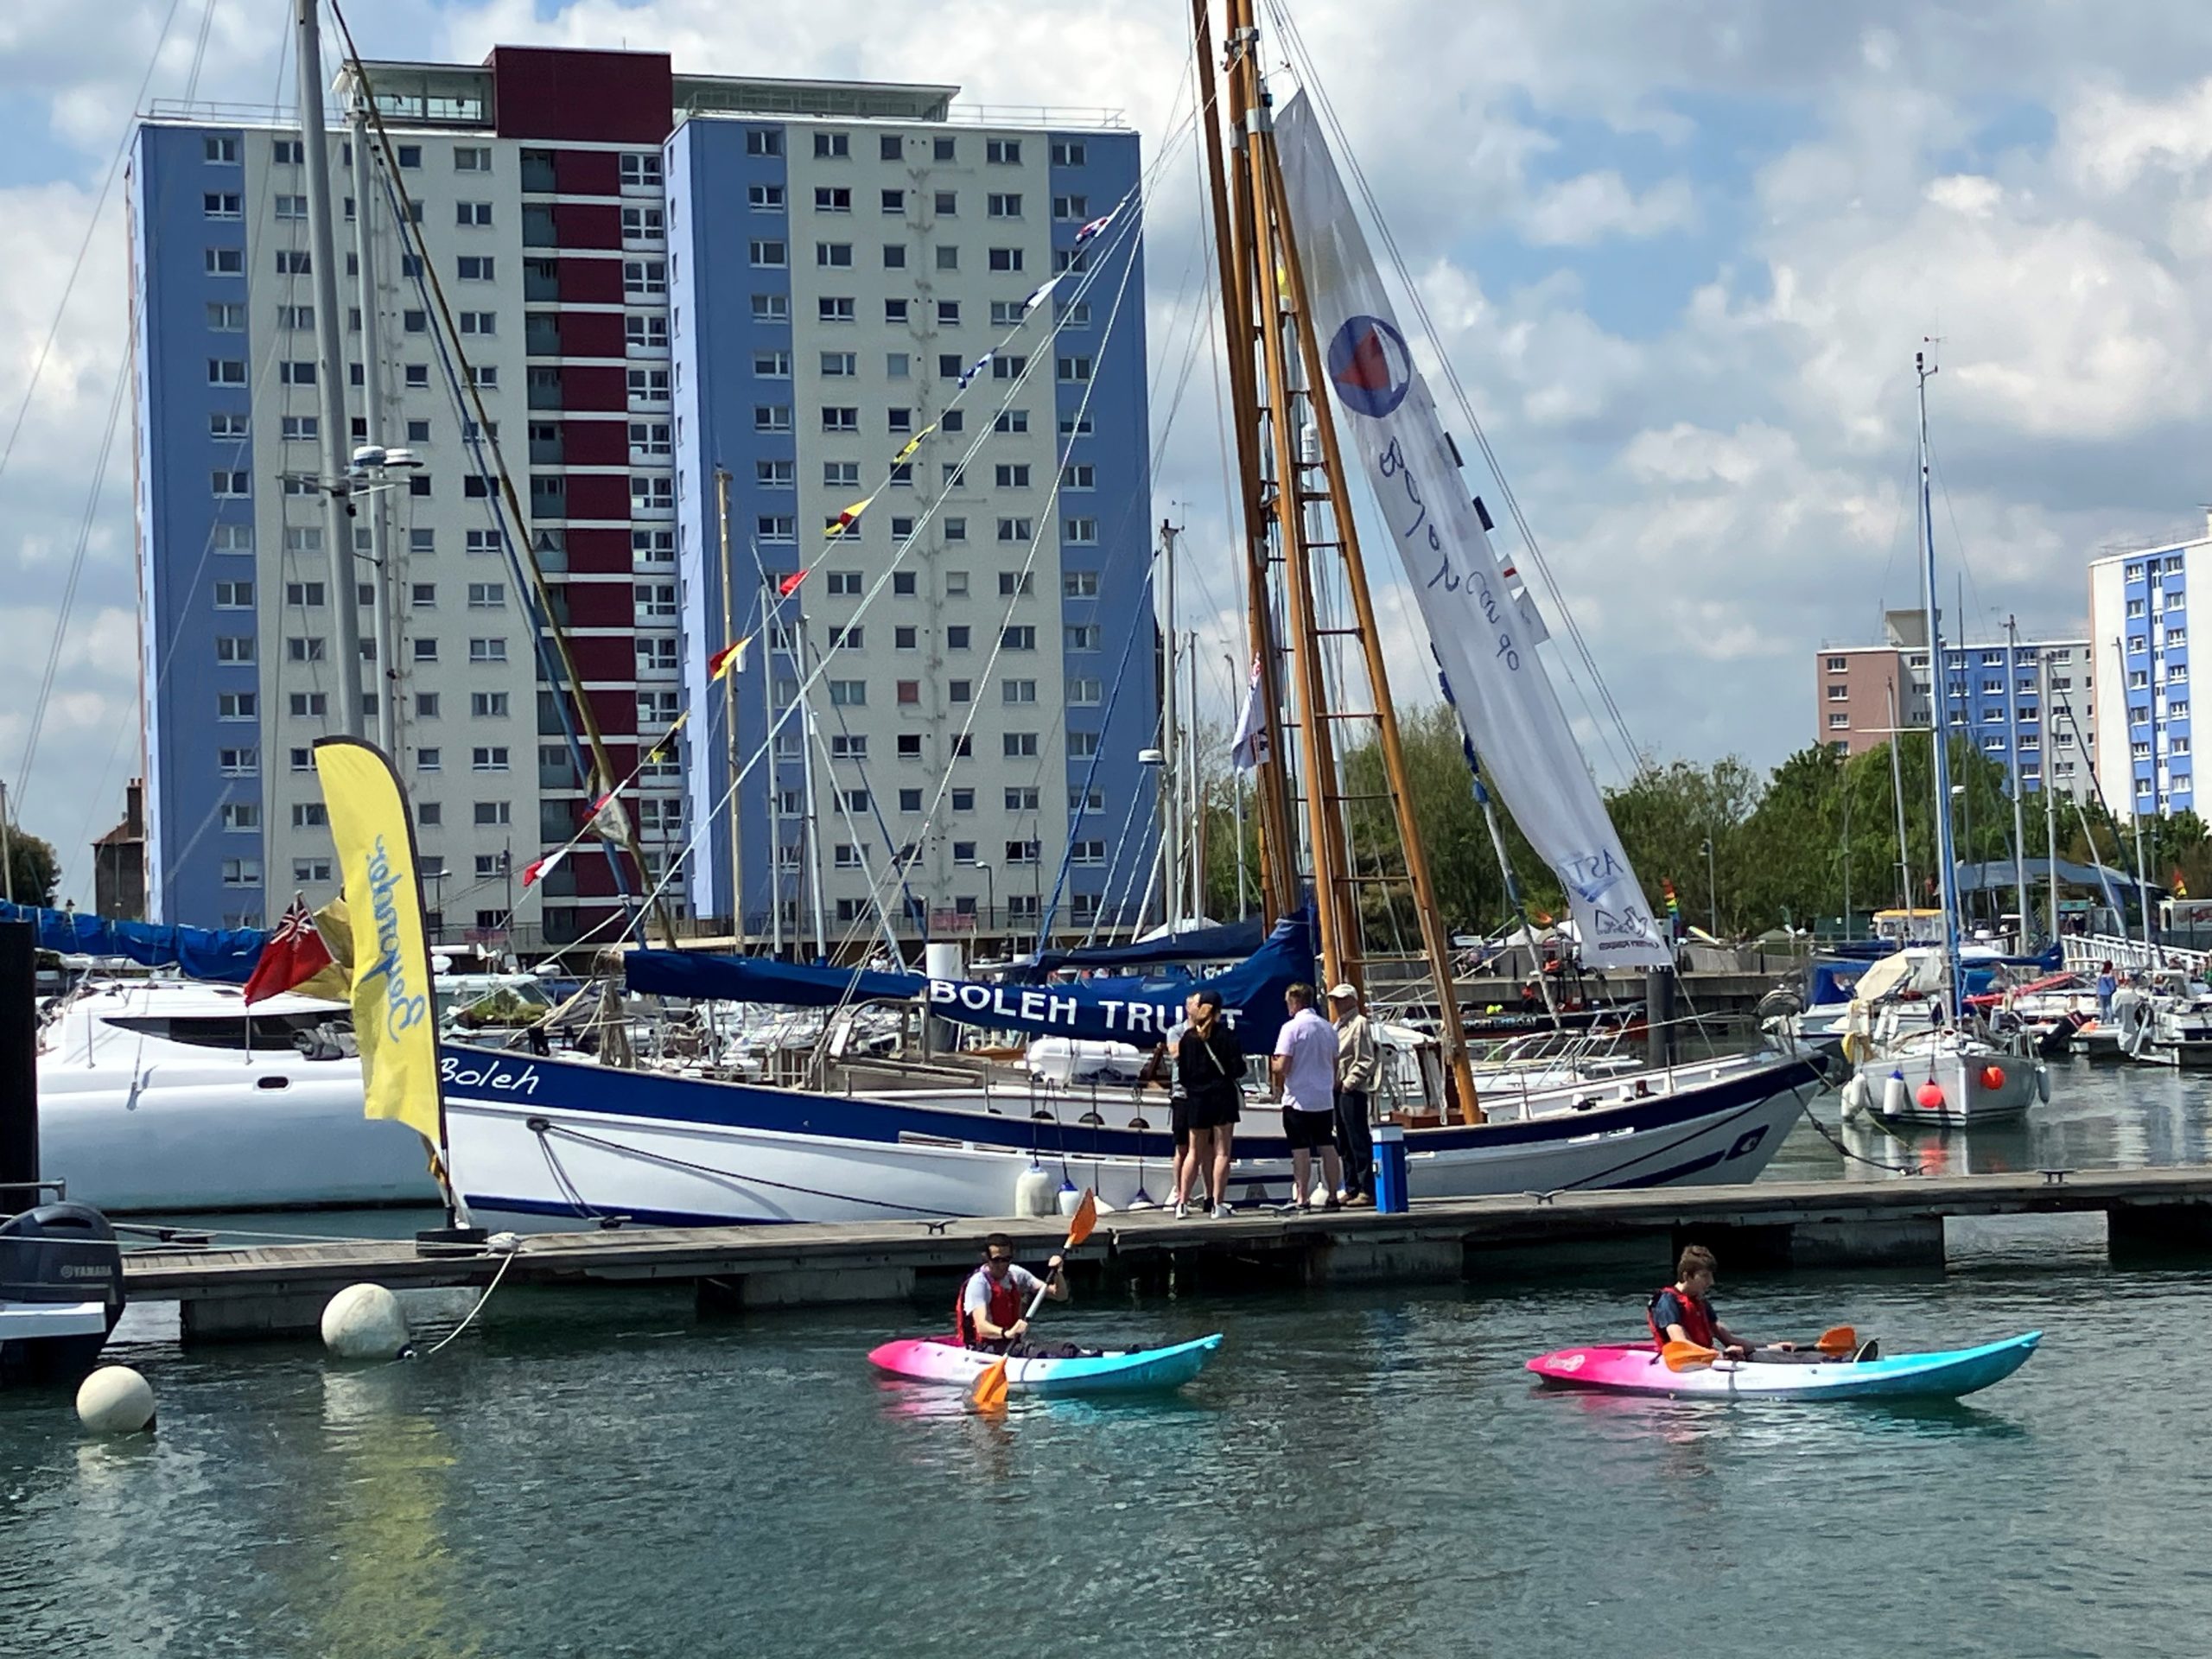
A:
1700;836;1718;938
964;859;995;941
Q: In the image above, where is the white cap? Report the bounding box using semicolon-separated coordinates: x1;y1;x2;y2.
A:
1327;982;1358;1001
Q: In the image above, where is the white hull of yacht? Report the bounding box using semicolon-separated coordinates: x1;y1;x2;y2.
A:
1847;1046;2043;1126
438;1048;1830;1230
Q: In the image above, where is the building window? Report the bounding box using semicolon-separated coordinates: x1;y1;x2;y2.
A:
814;131;850;159
747;129;783;157
750;239;788;267
988;246;1025;272
474;802;512;826
988;138;1022;165
469;638;507;664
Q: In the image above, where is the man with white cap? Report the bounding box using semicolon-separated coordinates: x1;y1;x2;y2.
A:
1328;982;1378;1206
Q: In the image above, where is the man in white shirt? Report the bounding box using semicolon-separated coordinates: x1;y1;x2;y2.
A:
1271;982;1342;1211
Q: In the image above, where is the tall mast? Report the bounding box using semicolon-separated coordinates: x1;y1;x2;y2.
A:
1916;351;1962;1009
2145;619;2162;963
716;467;745;949
1212;0;1480;1118
1188;631;1206;913
2006;615;2028;949
346;90;399;757
293;0;364;737
1887;678;1913;918
1159;518;1182;926
1193;0;1294;918
2042;650;2060;942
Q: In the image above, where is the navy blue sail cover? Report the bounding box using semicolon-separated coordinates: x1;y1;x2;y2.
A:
625;912;1316;1048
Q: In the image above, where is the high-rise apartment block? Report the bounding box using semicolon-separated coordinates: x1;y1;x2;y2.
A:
2086;515;2212;817
129;47;1154;949
1813;610;2094;802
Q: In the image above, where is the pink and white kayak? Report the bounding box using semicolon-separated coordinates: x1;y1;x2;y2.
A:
1526;1332;2039;1401
868;1334;1222;1396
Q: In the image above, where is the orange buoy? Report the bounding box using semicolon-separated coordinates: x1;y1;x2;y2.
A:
1980;1064;2005;1091
1915;1079;1946;1109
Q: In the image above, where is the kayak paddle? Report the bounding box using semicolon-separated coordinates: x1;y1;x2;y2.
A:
972;1191;1097;1411
1663;1326;1861;1372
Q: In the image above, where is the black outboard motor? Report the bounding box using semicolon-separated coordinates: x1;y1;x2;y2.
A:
0;1202;125;1386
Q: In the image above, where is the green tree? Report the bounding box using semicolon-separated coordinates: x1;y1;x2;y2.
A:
4;831;58;907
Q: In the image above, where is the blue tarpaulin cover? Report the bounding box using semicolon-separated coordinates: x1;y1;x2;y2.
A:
0;899;266;983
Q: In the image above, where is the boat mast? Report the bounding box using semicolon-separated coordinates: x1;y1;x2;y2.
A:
1916;350;1962;1011
1159;518;1183;927
345;88;400;757
2006;615;2029;949
2042;650;2060;942
716;467;746;950
1193;0;1295;919
1887;678;1913;919
293;0;365;739
2147;615;2164;965
1214;0;1481;1119
1188;631;1206;912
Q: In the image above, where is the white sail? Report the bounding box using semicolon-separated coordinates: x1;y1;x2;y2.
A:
1274;93;1669;968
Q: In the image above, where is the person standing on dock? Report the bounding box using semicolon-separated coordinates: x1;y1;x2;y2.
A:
1329;984;1377;1207
2096;962;2117;1022
957;1233;1070;1351
1273;983;1343;1211
1175;988;1246;1220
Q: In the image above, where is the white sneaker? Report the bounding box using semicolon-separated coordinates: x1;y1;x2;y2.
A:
1211;1203;1233;1220
1173;1200;1188;1219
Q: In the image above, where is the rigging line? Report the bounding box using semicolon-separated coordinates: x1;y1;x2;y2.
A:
646;181;1161;930
0;0;188;497
68;3;287;891
1263;1;1640;779
617;183;1164;931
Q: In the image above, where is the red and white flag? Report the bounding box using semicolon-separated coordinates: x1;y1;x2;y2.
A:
588;781;627;842
244;894;334;1005
519;847;569;889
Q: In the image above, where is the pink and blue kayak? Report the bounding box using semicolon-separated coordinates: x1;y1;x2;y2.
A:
1526;1332;2039;1401
868;1334;1223;1396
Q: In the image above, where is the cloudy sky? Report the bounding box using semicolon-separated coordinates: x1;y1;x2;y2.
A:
8;0;2212;906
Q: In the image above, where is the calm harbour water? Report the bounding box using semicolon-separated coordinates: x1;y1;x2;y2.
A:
7;1059;2212;1657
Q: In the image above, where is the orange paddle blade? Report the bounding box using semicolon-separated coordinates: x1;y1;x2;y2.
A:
1066;1190;1097;1249
1815;1325;1858;1356
971;1353;1011;1411
1662;1339;1719;1373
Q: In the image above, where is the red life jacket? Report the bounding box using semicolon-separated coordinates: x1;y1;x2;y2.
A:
1647;1284;1716;1349
955;1266;1027;1347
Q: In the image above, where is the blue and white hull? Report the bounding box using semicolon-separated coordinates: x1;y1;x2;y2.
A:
437;1048;1833;1229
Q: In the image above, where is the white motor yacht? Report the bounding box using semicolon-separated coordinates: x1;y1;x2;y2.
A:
36;979;435;1213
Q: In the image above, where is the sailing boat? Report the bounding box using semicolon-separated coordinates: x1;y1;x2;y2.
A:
428;3;1834;1230
1839;352;2046;1126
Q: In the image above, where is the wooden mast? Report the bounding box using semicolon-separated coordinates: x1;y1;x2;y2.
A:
1209;0;1483;1121
1223;0;1354;988
1194;0;1295;921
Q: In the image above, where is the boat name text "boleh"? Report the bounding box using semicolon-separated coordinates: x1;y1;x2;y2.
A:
925;980;1238;1035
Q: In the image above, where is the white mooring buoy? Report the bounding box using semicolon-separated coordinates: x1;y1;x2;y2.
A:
321;1282;411;1360
76;1364;156;1434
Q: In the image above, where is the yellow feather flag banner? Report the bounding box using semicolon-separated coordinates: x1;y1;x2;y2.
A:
312;737;444;1147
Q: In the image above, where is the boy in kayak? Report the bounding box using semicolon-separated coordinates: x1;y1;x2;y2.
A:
1649;1245;1792;1361
957;1233;1070;1350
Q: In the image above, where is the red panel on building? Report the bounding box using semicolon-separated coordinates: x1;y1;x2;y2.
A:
554;149;623;196
588;689;636;735
570;856;638;899
567;585;634;629
556;311;626;359
563;421;627;467
563;526;632;571
557;258;623;304
487;48;672;143
569;632;633;677
561;365;626;410
551;202;622;249
563;474;631;520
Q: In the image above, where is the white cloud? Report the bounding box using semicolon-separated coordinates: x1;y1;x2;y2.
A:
1520;171;1696;245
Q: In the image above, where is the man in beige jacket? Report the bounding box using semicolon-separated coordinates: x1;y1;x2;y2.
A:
1329;983;1378;1205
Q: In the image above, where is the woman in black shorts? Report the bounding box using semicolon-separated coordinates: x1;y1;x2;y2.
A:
1175;988;1246;1219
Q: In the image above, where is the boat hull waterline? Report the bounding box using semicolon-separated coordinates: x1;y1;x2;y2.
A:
439;1049;1830;1229
868;1334;1223;1395
1525;1332;2040;1401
